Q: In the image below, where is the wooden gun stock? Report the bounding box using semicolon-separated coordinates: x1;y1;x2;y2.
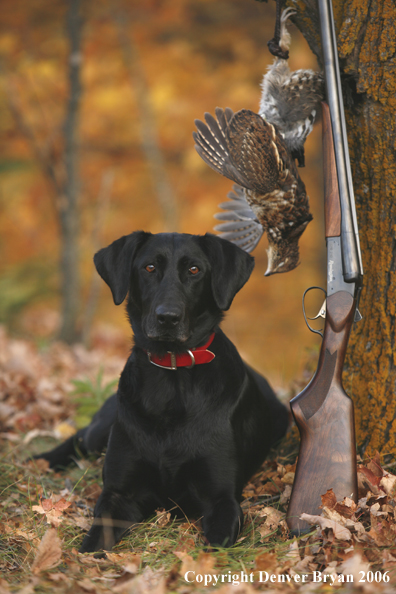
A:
286;102;358;535
286;291;358;534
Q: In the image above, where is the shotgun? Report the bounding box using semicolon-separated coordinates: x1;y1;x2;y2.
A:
286;0;364;535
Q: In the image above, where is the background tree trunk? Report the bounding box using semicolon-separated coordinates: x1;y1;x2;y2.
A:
290;0;396;456
58;0;83;344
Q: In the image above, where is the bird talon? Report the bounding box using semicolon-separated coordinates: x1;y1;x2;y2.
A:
281;8;297;23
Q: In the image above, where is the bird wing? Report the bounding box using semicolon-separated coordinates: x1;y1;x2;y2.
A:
193;108;252;189
194;108;284;194
213;185;264;253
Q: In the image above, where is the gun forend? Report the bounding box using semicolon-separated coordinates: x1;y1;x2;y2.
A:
322;102;340;239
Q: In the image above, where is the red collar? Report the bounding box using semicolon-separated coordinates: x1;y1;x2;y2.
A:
145;333;215;370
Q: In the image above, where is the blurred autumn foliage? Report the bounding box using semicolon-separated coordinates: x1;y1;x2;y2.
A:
0;0;325;388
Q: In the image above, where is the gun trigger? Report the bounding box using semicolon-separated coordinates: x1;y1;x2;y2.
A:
307;299;327;321
354;308;362;323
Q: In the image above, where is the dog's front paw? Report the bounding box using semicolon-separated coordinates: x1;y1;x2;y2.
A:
202;498;244;548
79;522;116;553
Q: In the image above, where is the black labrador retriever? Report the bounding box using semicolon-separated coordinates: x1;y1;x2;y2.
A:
36;231;288;552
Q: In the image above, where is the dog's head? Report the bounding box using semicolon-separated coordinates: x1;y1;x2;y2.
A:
94;232;254;353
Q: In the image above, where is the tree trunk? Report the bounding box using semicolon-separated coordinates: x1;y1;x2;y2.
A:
58;0;83;344
291;0;396;456
114;13;179;232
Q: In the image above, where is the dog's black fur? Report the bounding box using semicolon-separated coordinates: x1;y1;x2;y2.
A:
36;232;288;552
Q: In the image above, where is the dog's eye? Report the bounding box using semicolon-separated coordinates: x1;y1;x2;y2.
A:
145;264;156;273
189;266;200;275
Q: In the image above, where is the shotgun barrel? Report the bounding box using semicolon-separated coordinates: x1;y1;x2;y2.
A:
318;0;363;284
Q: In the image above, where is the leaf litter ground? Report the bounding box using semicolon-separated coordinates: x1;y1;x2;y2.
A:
2;325;396;592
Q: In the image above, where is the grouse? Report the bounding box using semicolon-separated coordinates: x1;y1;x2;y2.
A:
193;107;312;275
259;8;324;167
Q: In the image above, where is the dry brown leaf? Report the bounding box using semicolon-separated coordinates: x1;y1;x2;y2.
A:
194;551;216;575
106;552;141;573
155;508;171;528
66;515;91;531
367;452;384;477
285;539;300;561
334;496;358;519
113;566;165;594
0;579;10;594
279;484;292;506
83;483;102;502
47;572;71;584
32;497;71;527
31;528;62;574
173;551;216;587
173;551;195;576
320;488;337;509
175;536;196;553
299;513;352;540
280;472;294;485
257;506;284;540
216;583;256;594
76;578;97;592
340;554;381;592
380;473;396;497
254;551;278;573
369;516;396;547
358;466;383;494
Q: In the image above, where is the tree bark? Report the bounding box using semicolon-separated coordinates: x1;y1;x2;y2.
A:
290;0;396;456
58;0;83;344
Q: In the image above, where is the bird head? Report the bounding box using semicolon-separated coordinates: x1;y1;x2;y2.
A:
264;220;310;276
264;242;300;276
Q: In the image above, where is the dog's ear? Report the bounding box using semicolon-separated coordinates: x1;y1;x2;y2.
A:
196;233;255;310
94;231;151;305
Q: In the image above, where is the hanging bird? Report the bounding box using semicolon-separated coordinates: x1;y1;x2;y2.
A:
259;8;324;167
193;107;312;276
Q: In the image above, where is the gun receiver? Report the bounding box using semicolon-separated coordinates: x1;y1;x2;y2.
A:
286;0;363;534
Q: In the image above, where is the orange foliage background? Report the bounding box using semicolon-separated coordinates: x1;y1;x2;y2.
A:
0;0;325;390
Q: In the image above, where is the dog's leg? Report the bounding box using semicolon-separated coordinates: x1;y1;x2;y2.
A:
33;394;118;469
79;490;145;553
202;496;244;548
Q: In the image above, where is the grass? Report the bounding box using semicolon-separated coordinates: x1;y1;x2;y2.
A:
0;435;301;593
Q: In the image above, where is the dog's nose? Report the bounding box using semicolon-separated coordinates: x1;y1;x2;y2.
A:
155;305;182;326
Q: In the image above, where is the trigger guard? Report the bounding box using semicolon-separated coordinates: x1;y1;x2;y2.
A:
302;286;327;337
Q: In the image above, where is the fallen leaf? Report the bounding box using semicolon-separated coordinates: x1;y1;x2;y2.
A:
175;536;196;553
320;488;337;509
113;566;165;594
0;578;11;594
254;551;277;573
367;452;384;478
380;473;396;497
32;496;71;527
155;508;171;528
299;513;352;540
285;539;300;561
279;484;292;505
280;472;294;485
358;466;382;494
31;528;62;574
257;506;284;539
76;578;96;592
334;496;358;519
